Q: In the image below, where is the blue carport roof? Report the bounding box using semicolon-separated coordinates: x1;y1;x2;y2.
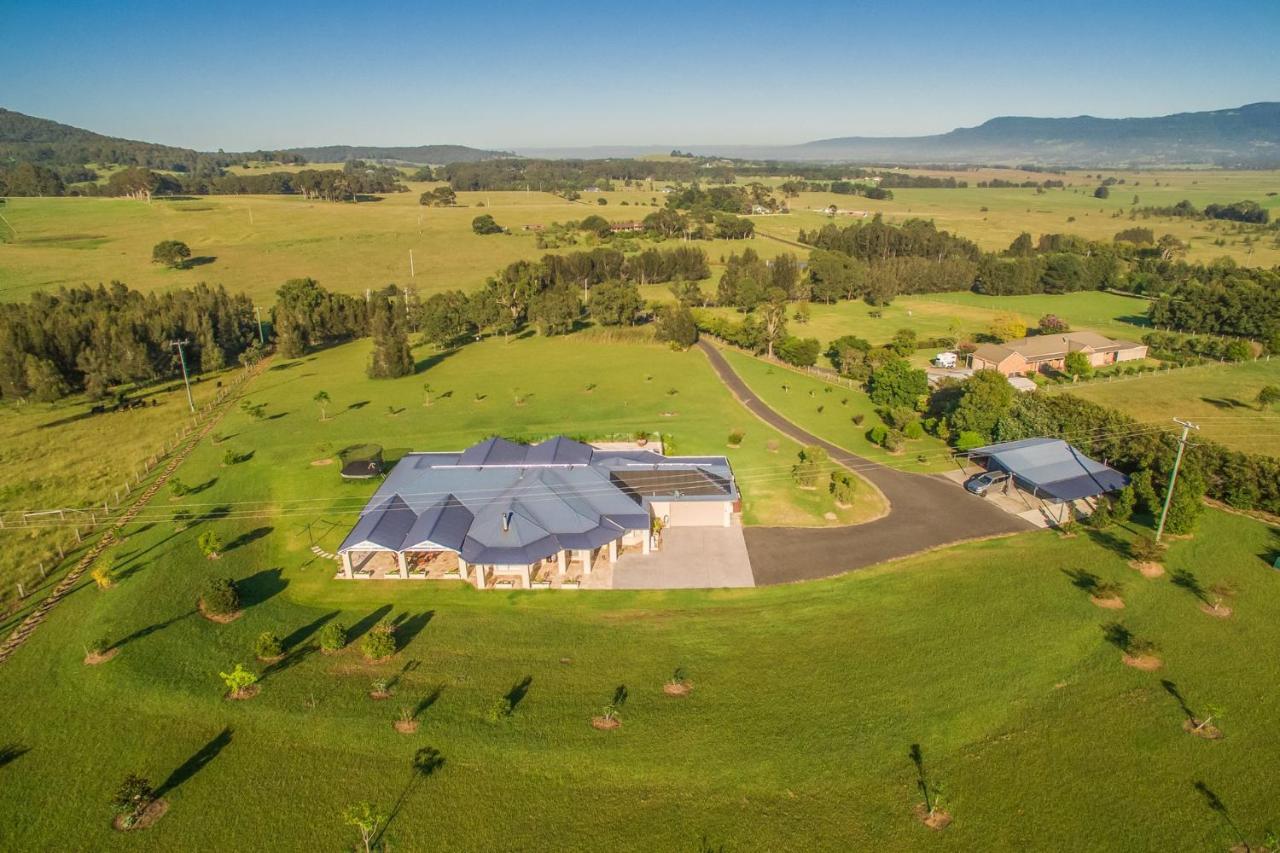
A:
970;437;1129;502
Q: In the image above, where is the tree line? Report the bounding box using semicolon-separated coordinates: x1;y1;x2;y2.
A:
0;282;259;402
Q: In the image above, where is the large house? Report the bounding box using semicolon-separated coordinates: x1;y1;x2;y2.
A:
336;436;738;589
968;331;1147;377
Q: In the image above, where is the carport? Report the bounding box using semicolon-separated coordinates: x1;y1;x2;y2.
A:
967;437;1129;525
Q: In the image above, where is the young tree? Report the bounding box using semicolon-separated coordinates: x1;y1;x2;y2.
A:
198;530;224;560
471;214;503;235
201;576;240;615
367;287;414;379
757;288;789;358
111;774;155;828
344;802;386;853
830;470;859;507
151;240;191;269
792;445;829;489
1256;385;1280;411
313;390;331;421
988;314;1027;343
219;663;259;697
1063;351;1093;380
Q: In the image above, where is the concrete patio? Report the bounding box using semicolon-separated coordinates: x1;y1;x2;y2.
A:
611;522;754;589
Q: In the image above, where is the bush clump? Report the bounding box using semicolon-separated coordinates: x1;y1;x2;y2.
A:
361;621;398;661
254;631;283;660
318;622;348;653
200;577;240;616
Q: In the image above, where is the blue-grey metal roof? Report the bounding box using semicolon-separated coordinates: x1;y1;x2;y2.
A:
338;437;736;564
971;437;1129;502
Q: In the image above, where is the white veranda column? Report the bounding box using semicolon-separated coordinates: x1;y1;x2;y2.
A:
557;550;567;574
520;564;531;589
341;551;353;578
397;551;408;579
458;557;468;579
642;531;651;555
579;549;592;575
473;563;486;590
608;540;618;563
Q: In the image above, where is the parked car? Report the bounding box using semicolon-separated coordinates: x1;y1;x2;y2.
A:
933;351;958;368
964;471;1010;496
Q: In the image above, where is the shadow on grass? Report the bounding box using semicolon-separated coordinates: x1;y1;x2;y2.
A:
1102;622;1133;651
238;568;287;608
378;746;445;847
282;610;339;651
1170;569;1209;605
155;727;232;798
187;477;218;496
225;526;273;553
1193;780;1247;848
0;744;30;769
261;645;314;680
505;676;533;711
182;256;217;269
347;401;370;411
1161;679;1195;722
269;360;303;372
386;659;420;693
1084;527;1130;558
415;348;459;374
391;611;434;647
1061;568;1100;593
348;604;393;642
113;608;198;650
413;684;445;720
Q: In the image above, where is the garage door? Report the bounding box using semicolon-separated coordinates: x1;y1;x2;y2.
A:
664;501;728;527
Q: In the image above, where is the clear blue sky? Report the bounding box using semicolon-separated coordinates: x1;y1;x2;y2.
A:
3;0;1277;150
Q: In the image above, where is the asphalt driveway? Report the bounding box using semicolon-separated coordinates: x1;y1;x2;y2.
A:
698;341;1031;585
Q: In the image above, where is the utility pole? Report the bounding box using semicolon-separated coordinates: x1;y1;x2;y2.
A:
253;306;266;344
169;339;195;413
1155;418;1199;541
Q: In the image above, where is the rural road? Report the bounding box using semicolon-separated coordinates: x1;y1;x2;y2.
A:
697;341;1032;584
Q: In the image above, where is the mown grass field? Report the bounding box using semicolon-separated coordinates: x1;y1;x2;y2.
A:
0;370;230;605
1053;358;1280;456
754;168;1280;267
0;457;1275;851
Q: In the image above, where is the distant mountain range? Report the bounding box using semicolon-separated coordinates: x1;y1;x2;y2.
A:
5;102;1279;170
519;103;1280;167
0;108;508;168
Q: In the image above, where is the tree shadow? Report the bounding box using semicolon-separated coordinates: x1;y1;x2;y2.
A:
347;400;370;410
1160;679;1195;723
265;412;288;421
1102;622;1133;651
269;361;302;372
261;645;314;680
113;608;198;650
505;675;533;711
1084;527;1130;558
909;743;934;813
415;348;459;373
225;526;273;553
154;727;232;798
386;659;421;692
348;604;394;642
1200;397;1247;410
1193;780;1246;847
282;610;339;651
182;256;217;269
0;744;30;769
1170;568;1210;605
390;610;434;647
379;746;445;846
187;477;218;495
612;684;628;707
1062;568;1100;593
238;568;287;608
413;684;445;720
196;505;232;524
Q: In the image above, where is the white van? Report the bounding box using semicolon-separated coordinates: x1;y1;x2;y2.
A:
933;352;958;368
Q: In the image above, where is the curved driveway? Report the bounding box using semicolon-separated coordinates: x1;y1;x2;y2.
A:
698;341;1031;585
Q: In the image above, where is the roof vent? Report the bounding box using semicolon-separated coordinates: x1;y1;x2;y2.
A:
501;511;513;533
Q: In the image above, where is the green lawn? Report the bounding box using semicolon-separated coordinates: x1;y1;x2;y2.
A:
1053;358;1280;456
0;369;231;608
0;475;1276;850
713;344;953;473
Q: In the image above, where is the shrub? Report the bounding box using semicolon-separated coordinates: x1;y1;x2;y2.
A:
219;663;258;695
471;214;503;235
254;632;283;660
954;430;985;451
361;621;397;661
198;530;223;559
727;429;744;447
200;576;239;616
852;413;865;426
1129;535;1164;564
318;622;348;653
866;424;888;446
486;696;514;723
791;446;828;488
111;774;155;826
222;449;245;466
882;430;905;453
91;564;115;590
169;479;190;498
830;471;859;507
903;421;925;440
86;637;111;657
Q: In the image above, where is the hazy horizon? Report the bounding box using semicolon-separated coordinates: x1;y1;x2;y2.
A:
5;0;1278;151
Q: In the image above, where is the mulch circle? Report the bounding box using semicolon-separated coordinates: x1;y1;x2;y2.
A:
559;657;573;665
226;684;260;701
1122;654;1163;671
591;716;621;731
112;798;169;832
1199;603;1233;619
310;458;333;467
914;804;952;831
369;690;391;701
1090;595;1125;610
198;600;242;624
1182;719;1224;740
84;648;120;666
393;720;419;734
663;681;692;697
257;654;285;664
1129;561;1165;578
